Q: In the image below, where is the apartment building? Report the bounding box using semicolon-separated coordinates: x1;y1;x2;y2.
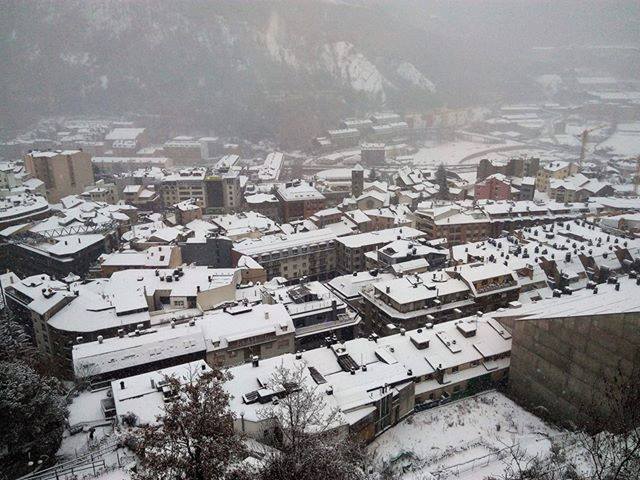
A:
81;179;119;204
104;128;148;154
91;156;172;176
122;184;161;211
72;303;294;382
159;168;207;207
335;227;427;274
220;313;510;443
474;174;513;201
3;266;241;376
261;280;361;349
548;174;613;203
362;263;519;333
24;150;94;202
232;228;337;281
535;161;579;192
414;206;490;246
163;136;202;164
99;245;182;277
361;143;386;166
277;181;326;222
0;196;136;277
476;157;540;182
0;194;51;229
364;239;448;271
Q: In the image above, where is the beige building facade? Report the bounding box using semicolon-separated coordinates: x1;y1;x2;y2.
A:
24;150;94;202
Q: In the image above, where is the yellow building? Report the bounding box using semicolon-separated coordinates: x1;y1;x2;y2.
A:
24;149;94;202
535;161;578;192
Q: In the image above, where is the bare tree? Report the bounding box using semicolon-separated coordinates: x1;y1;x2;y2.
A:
491;364;640;480
574;365;640;480
132;366;245;480
255;364;371;480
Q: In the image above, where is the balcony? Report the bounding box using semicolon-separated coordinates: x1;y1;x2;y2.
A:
474;279;518;295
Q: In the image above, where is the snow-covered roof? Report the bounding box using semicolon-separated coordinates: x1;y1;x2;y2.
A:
277;182;325;202
224;314;510;424
111;361;210;425
336;227;425;249
105;128;145;141
100;246;178;268
233;229;336;257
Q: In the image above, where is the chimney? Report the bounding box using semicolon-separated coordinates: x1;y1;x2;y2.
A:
120;381;125;390
118;329;124;338
252;356;259;367
264;311;270;320
97;335;103;344
150;379;156;389
76;336;83;343
326;386;334;395
400;328;406;336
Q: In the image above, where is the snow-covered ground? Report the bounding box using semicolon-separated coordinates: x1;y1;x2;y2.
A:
370;391;563;479
411;141;561;167
94;470;131;480
596;122;640;158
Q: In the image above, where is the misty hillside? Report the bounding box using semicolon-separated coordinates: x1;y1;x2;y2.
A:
2;0;639;146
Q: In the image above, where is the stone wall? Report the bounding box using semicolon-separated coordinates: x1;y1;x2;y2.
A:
507;313;640;427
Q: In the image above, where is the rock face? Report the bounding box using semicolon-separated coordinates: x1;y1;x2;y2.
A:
1;1;438;142
2;0;637;145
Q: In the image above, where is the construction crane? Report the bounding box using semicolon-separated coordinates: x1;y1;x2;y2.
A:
579;124;607;168
635;156;640;195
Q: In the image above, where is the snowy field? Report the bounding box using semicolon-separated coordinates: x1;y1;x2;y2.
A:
411;141;567;167
370;391;563;479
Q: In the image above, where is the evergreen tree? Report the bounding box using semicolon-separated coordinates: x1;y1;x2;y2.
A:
0;361;68;478
0;308;36;364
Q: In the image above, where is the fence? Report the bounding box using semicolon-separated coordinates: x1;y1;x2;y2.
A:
18;440;127;480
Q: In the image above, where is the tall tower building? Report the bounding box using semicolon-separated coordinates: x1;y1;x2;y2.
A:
352;164;364;198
